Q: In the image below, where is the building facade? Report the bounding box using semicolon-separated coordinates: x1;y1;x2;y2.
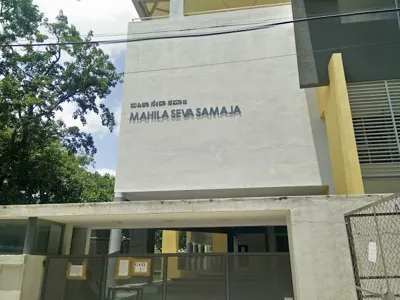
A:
0;1;399;300
111;0;400;298
117;0;400;199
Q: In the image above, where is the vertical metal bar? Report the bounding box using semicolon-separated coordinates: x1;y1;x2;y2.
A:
63;258;69;300
100;255;109;300
162;255;168;300
345;217;363;300
395;0;400;32
225;254;230;300
373;206;391;294
384;81;400;158
39;257;50;300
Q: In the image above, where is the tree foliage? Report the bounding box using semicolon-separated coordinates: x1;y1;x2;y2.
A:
0;0;121;204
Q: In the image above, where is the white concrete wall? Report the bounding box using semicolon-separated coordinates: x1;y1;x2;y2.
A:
0;255;24;300
0;255;45;300
288;199;366;300
20;255;45;300
115;4;332;199
305;88;335;193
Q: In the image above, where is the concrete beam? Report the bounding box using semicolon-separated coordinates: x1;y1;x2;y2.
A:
0;195;385;229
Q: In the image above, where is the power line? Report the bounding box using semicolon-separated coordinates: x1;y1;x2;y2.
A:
122;37;400;75
6;6;400;47
16;14;294;42
14;4;398;42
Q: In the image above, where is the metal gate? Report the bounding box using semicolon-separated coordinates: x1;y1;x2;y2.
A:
40;253;294;300
345;193;400;299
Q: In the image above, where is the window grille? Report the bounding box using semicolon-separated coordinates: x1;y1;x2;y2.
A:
348;79;400;178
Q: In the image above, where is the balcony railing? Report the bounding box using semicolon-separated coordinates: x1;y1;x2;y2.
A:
132;0;290;21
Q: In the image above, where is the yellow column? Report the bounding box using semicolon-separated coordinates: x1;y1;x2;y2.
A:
212;233;227;253
162;230;181;278
317;53;364;195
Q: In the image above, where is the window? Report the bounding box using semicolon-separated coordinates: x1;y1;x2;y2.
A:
0;220;64;255
348;80;400;178
0;220;27;254
35;221;64;255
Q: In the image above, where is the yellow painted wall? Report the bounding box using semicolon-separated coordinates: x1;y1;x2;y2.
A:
212;233;228;253
161;230;181;278
317;53;364;195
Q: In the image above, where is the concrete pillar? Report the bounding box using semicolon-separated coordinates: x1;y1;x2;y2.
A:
109;193;124;254
185;241;192;271
126;229;148;254
108;229;122;254
316;53;364;194
170;0;184;18
47;224;63;255
233;236;239;253
288;206;358;300
70;228;91;255
23;217;38;254
61;224;73;255
186;241;193;253
191;242;197;270
267;227;277;252
162;230;181;278
212;233;227;253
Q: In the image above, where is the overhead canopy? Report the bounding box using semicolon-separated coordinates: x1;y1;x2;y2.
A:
132;0;290;18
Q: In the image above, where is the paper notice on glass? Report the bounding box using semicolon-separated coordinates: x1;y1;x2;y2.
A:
118;259;130;277
368;242;377;263
134;262;148;273
69;265;83;277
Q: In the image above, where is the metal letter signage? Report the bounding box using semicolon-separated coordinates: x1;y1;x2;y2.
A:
129;99;241;124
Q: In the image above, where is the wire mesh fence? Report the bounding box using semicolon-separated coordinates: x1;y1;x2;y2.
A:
346;193;400;300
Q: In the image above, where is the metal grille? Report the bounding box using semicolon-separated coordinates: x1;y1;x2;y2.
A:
345;193;400;299
348;80;400;178
41;253;293;300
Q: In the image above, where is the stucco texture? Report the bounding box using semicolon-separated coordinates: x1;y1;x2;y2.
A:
115;5;331;198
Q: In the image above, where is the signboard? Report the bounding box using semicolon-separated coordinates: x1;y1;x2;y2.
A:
66;261;87;280
115;258;131;279
368;242;377;263
131;258;151;277
129;100;241;123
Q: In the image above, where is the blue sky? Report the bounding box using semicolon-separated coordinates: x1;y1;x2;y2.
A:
90;53;126;176
34;0;139;176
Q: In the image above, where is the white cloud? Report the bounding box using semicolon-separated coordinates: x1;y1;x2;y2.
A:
33;0;139;58
96;168;116;176
56;97;116;136
33;0;129;136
